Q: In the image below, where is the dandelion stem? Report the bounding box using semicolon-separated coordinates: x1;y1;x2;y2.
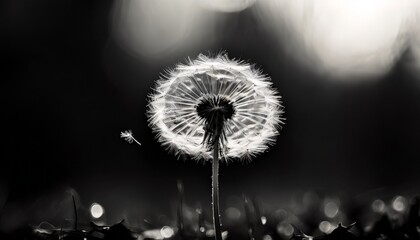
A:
212;142;222;240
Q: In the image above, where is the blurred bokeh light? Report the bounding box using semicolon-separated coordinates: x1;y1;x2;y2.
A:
255;0;420;79
371;199;386;214
90;203;105;219
112;0;214;59
392;196;407;212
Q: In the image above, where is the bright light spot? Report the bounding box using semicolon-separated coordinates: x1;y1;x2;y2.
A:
261;216;267;225
277;223;294;237
142;229;161;239
225;207;241;220
263;234;273;240
90;203;104;219
160;226;174;239
371;199;386;213
392;196;407;212
319;221;333;234
199;227;206;233
222;231;228;239
324;201;339;218
256;0;420;79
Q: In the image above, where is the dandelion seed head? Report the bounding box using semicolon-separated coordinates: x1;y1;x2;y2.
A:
147;54;284;162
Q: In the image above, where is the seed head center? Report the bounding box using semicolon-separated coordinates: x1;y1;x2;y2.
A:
196;95;235;149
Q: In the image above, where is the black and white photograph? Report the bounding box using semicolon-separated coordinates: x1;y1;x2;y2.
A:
2;1;420;240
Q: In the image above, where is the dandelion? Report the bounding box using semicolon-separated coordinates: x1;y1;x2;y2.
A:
147;53;284;240
120;130;141;146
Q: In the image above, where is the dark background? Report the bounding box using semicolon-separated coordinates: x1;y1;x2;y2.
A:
1;0;420;231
